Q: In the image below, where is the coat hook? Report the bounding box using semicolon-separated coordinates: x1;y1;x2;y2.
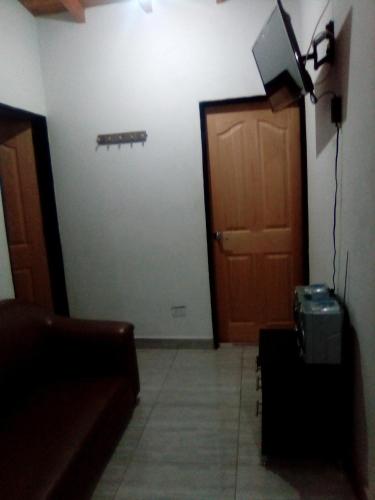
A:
96;131;148;148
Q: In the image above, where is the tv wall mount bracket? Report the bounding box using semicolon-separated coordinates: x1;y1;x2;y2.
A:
302;21;335;70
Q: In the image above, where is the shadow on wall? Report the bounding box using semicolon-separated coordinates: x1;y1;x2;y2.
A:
349;324;369;500
314;7;353;156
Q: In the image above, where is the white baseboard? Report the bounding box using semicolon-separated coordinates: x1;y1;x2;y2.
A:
135;338;214;349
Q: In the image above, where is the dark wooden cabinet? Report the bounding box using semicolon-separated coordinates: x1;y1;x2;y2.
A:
258;329;346;460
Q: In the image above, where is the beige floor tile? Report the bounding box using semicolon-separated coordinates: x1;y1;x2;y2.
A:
93;346;354;500
236;463;355;500
133;426;238;465
127;401;153;429
115;462;236;500
157;386;241;407
91;464;126;499
147;403;239;431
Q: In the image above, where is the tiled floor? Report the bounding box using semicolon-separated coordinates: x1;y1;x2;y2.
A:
92;346;356;500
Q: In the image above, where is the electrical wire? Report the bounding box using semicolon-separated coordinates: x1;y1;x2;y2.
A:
310;89;336;105
332;124;340;293
343;251;349;304
315;90;336;102
314;69;331;87
304;0;331;66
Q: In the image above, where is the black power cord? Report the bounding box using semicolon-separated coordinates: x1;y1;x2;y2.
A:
308;88;342;293
332;124;340;292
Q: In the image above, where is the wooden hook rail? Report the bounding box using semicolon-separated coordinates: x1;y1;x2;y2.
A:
96;131;148;147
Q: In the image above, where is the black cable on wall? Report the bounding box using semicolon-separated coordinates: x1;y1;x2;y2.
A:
332;124;340;292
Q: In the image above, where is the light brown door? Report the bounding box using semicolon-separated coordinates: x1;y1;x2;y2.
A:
206;101;303;343
0;121;53;309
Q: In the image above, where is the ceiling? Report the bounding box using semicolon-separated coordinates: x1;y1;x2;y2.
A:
19;0;225;23
19;0;151;23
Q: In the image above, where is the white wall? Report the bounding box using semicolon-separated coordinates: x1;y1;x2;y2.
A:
0;0;46;301
0;0;46;115
301;1;375;498
0;187;14;300
37;0;300;339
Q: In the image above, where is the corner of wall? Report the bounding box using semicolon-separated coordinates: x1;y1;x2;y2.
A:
0;0;47;115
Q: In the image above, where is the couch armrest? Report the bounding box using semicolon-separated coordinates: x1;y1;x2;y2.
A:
45;316;140;394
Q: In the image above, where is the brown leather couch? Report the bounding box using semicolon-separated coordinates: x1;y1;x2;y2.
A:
0;299;140;500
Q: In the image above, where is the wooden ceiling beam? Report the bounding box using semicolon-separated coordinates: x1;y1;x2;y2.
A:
19;0;97;21
19;0;65;17
59;0;85;22
20;1;156;20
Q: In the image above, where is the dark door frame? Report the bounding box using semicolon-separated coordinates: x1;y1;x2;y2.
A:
0;101;69;316
199;95;309;348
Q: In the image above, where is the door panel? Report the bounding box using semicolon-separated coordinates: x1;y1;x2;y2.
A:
264;253;292;324
259;121;290;229
206;102;303;343
0;122;53;309
221;229;291;254
217;121;256;230
0;145;28;243
228;255;258;322
13;268;35;303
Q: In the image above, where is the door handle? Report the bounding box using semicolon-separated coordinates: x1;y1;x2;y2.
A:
213;231;222;241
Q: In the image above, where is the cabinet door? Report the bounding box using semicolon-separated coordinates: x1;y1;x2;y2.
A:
259;330;345;458
260;329;301;457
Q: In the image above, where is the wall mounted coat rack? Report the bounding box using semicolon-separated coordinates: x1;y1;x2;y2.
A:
96;131;148;148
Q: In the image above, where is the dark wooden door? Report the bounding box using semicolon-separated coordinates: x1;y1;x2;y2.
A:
0;121;53;309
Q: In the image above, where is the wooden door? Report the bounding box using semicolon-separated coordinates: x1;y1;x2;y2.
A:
0;121;53;309
206;101;303;343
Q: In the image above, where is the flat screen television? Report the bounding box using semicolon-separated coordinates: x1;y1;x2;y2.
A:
252;0;314;111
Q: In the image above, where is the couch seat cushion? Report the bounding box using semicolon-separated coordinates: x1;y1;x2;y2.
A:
0;376;132;500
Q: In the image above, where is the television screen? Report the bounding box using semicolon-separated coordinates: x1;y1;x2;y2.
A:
252;0;314;111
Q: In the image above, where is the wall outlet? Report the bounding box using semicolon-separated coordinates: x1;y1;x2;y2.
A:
171;306;187;318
